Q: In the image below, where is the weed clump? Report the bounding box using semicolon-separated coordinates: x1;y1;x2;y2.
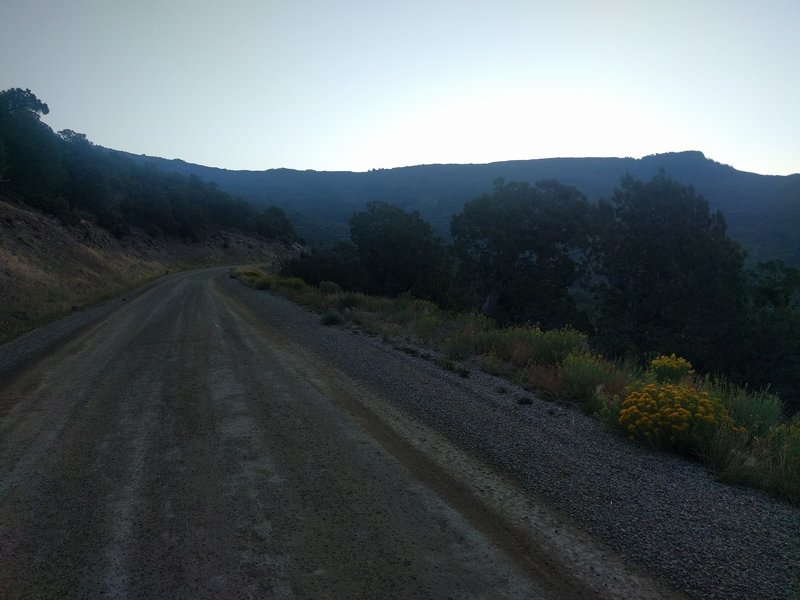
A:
709;379;783;437
435;356;470;378
558;352;612;400
762;420;800;502
474;325;586;366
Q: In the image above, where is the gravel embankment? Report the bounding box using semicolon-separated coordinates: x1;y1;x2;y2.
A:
220;276;800;600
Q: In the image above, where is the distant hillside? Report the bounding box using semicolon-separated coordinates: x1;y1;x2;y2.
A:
121;151;800;265
0;88;298;246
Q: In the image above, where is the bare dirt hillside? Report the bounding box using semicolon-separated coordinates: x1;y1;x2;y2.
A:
0;198;287;343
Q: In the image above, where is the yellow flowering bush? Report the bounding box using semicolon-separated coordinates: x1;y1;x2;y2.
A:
618;382;732;454
649;353;694;383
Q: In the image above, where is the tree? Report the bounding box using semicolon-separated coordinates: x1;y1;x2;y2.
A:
739;261;800;412
58;129;90;144
349;201;450;302
0;88;49;118
281;242;366;291
256;205;297;243
451;179;593;328
0;89;65;207
592;172;749;372
0;138;7;182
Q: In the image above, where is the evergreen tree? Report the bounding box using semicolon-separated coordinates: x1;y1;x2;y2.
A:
593;172;749;372
451;179;592;327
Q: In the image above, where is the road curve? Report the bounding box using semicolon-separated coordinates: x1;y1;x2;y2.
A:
2;268;582;599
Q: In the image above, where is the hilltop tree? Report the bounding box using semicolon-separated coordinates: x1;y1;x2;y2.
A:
0;88;65;208
0;88;49;118
451;179;593;327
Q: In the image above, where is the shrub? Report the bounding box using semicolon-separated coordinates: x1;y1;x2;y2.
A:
558;353;612;400
474;325;586;366
337;293;364;309
710;379;783;437
532;327;587;364
703;424;758;486
319;280;342;295
587;359;640;424
278;276;308;291
618;382;735;455
648;353;694;383
412;314;442;341
444;335;474;360
761;420;800;502
252;277;272;290
321;310;346;326
520;364;560;398
481;353;511;377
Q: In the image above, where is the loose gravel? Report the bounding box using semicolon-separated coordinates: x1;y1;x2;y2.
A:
220;277;800;600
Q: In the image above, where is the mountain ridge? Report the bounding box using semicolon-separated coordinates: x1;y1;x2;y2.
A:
117;150;800;264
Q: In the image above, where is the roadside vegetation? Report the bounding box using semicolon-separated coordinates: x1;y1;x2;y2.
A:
231;266;799;504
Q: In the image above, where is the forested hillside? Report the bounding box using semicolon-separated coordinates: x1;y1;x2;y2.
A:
0;88;297;244
124;150;800;265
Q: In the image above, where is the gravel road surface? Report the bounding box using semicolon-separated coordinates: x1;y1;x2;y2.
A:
1;268;797;599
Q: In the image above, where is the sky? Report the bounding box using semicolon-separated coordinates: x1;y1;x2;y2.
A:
1;0;798;175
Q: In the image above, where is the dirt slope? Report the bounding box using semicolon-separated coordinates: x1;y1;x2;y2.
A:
0;198;284;343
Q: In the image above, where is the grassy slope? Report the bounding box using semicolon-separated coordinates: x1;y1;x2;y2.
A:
0;199;284;344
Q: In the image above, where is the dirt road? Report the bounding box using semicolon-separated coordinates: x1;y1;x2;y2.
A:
1;268;784;599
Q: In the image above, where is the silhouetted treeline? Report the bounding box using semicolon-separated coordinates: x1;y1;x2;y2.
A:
283;176;800;414
0;88;296;243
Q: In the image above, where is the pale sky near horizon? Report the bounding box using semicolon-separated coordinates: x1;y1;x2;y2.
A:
1;1;798;175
